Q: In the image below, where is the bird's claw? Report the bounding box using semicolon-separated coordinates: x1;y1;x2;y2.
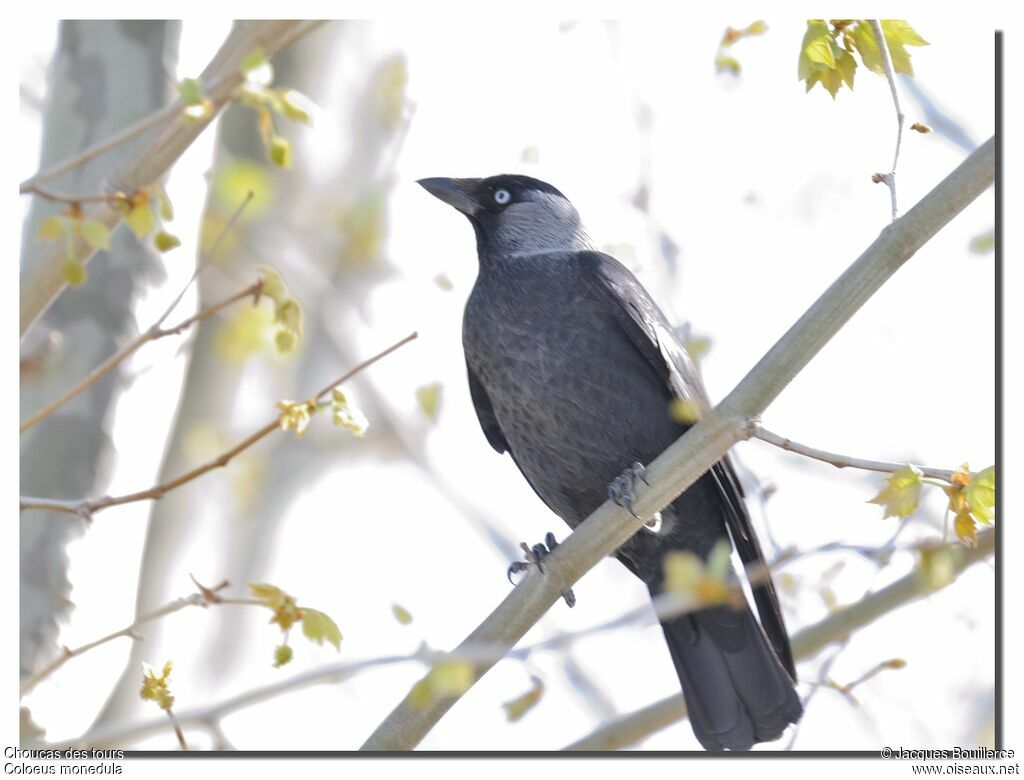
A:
608;461;649;520
506;532;576;607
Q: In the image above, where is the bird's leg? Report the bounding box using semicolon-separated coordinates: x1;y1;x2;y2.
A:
506;532;576;607
608;461;650;520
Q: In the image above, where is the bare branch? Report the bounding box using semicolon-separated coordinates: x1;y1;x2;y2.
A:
869;19;905;220
753;426;957;482
565;529;993;750
20;580;230;697
20;20;327;338
359;137;994;751
20;332;418;520
20;278;260;434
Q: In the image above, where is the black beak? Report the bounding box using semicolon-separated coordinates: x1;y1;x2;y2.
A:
417;177;481;216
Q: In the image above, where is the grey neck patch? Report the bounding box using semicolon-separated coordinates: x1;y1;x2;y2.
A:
490;191;593;258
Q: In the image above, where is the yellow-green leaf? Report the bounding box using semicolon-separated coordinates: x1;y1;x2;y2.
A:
969;229;995;254
176;77;203;105
276;399;315;437
715;53;742;76
274;329;298;354
391;603;413;625
428;659;474;697
416;383;443;422
139;660;175;710
301;608;342;650
274;298;302;333
259;265;288;304
155;184;174;221
918;546;956;589
954;510;978;548
502;676;544;722
79;219;111;251
269;135;292;169
154;231;181;252
668;398;701;424
126;204;155;239
63;260;87;287
330;388;369;437
798;20;836;80
240;46;268;75
878;20;928;76
867;464;923;518
278;89;314;123
966;466;995;526
273;644;294;668
248;582;288;610
851;20;928;78
663;550;705;595
37;215;66;241
705;539;733;579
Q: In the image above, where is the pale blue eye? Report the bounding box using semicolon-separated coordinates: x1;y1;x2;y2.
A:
494;189;511;205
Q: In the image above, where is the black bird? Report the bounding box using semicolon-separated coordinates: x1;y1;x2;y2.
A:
418;174;802;751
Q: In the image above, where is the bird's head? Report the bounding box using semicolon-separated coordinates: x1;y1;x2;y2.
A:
417;174;591;260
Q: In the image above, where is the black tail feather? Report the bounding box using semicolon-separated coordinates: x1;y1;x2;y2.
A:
654;589;803;751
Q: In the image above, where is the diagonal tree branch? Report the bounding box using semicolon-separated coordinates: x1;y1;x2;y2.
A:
564;528;994;750
20;332;417;520
753;426;958;482
359;136;995;751
20;20;326;339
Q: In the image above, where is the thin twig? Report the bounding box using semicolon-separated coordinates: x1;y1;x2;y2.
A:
20;580;230;697
20;103;184;194
753;426;956;482
22;184;122;206
20;332;418;520
19;281;261;434
167;711;189;751
869;19;905;221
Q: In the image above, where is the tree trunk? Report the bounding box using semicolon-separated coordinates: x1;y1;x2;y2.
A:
20;21;181;682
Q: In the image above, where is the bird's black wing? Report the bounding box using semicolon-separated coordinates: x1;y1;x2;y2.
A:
579;250;796;679
466;359;509;454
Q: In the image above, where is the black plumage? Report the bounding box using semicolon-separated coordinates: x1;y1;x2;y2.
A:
420;174;802;750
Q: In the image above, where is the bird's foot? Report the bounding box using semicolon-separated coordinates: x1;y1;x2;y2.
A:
507;532;576;608
608;461;650;520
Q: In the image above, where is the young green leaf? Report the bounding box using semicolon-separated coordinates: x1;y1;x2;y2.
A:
867;464;923;518
259;265;288;304
155;231;181;252
37;215;67;241
78;219;111;251
301;608;342;650
63;260;87;287
502;676;544;722
278;89;314;124
240;46;268;75
965;466;995;526
269;135;292;169
391;604;413;625
126;204;155;239
273;644;294;668
331;388;369;437
416;383;443;422
139;661;175;710
176;77;203;106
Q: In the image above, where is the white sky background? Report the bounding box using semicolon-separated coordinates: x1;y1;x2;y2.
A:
15;12;1007;759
